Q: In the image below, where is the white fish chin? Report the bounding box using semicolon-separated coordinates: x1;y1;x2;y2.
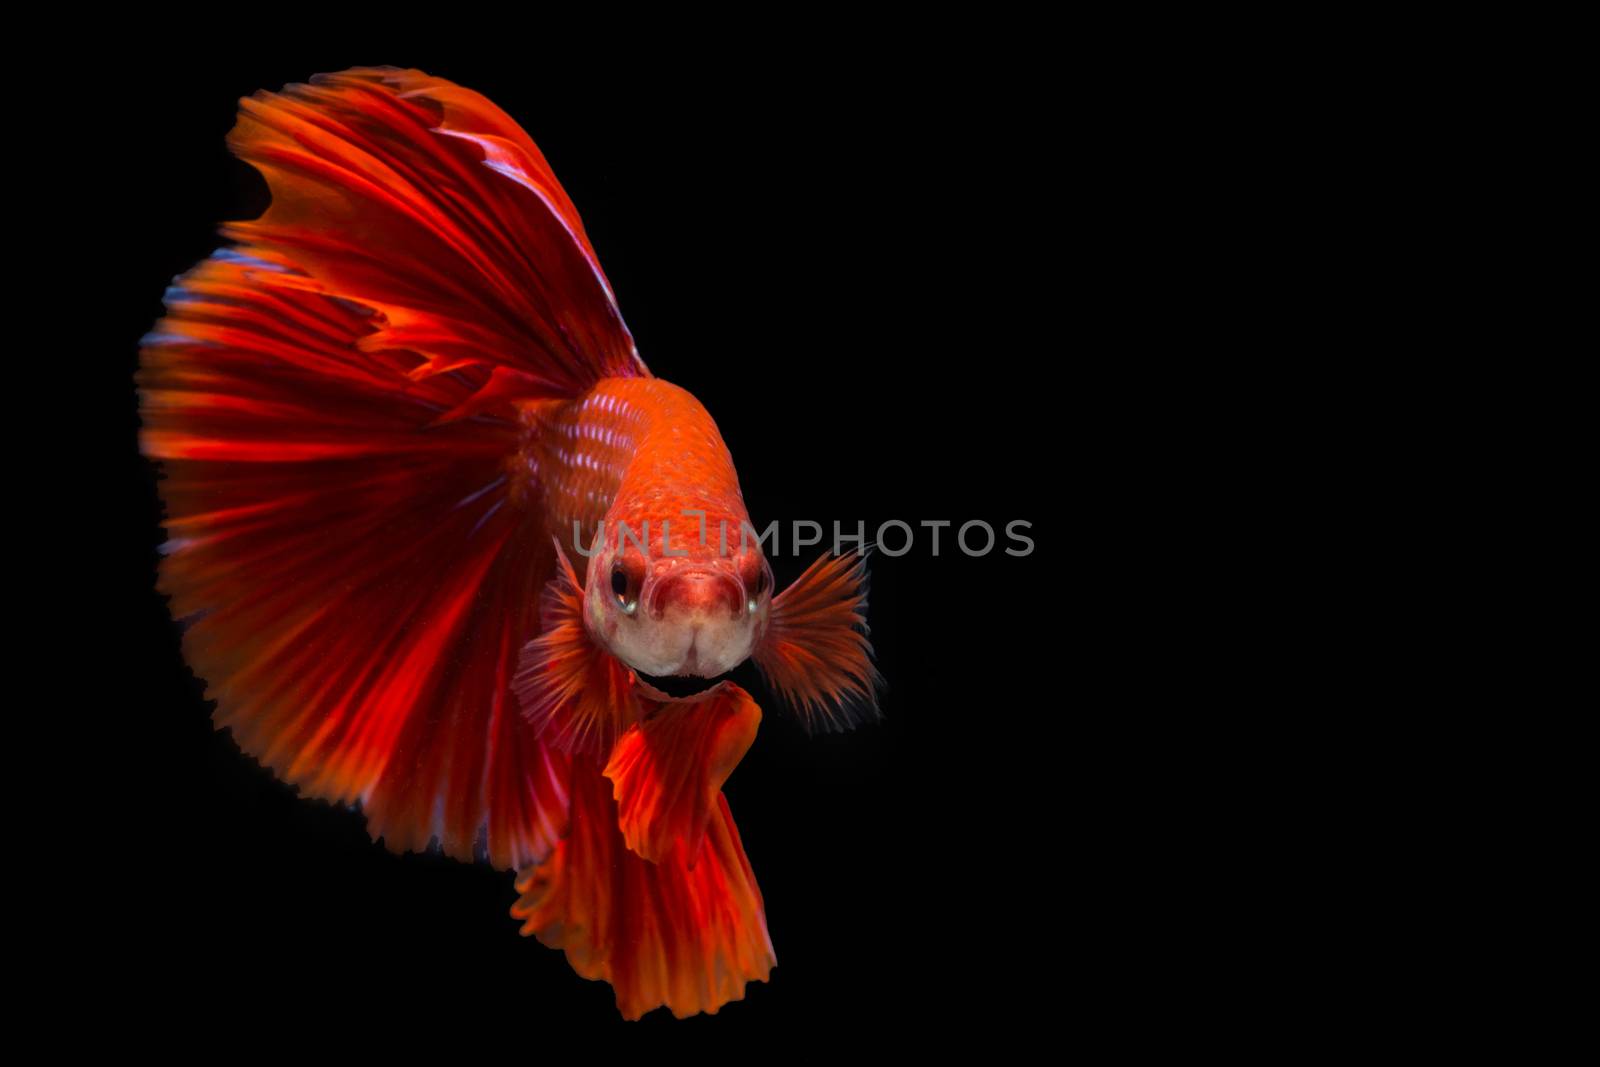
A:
607;618;754;679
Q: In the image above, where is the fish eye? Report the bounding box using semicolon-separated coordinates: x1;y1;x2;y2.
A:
611;560;639;615
745;560;772;616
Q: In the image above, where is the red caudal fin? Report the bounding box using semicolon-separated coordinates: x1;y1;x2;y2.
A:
754;553;885;732
138;67;649;869
513;546;643;756
604;684;761;864
512;761;776;1020
141;251;569;868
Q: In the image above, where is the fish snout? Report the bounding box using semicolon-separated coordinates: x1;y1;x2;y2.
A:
649;567;745;621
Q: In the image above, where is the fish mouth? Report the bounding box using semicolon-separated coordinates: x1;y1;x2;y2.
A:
635;670;727;699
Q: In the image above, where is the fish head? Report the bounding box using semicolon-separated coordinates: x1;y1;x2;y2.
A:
585;538;773;679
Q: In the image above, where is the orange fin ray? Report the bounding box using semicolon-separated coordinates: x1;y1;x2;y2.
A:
754;552;885;732
604;684;762;864
512;762;775;1020
513;546;643;756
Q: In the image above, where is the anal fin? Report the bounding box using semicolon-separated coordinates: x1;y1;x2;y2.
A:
512;761;775;1020
604;683;761;864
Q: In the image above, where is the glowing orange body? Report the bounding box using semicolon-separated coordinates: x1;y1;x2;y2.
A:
522;378;751;563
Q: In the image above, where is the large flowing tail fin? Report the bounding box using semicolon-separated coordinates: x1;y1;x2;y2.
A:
139;68;644;869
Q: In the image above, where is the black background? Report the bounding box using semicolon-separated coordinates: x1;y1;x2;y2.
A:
89;46;1153;1041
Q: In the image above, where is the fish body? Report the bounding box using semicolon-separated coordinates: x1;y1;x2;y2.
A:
523;377;766;680
139;67;880;1019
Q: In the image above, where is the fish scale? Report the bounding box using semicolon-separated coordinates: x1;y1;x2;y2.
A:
522;377;752;564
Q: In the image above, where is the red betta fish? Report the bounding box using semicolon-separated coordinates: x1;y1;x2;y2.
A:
138;67;882;1019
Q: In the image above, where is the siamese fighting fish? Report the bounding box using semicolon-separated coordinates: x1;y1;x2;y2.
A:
138;66;882;1019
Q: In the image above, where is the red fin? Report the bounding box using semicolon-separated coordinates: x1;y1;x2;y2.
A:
513;547;643;756
223;66;647;401
141;251;569;869
512;762;775;1020
754;552;885;732
604;684;761;864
